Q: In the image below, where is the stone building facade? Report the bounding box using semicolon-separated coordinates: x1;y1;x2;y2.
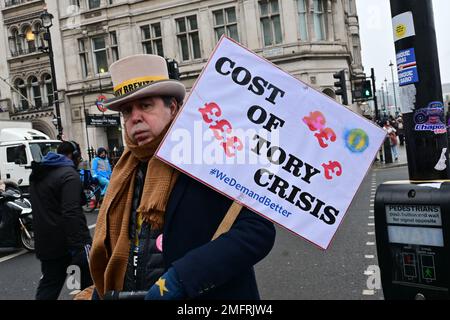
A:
1;0;365;156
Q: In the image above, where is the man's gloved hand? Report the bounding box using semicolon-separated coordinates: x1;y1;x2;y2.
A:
145;267;186;300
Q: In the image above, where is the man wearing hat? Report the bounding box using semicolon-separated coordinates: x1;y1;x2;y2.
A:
88;54;275;300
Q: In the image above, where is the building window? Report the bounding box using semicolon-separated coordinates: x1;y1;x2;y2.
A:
34;23;44;50
88;0;101;9
14;79;28;111
259;0;282;46
141;23;164;57
110;31;119;62
297;0;308;40
44;74;53;107
92;36;108;73
9;29;19;56
30;76;42;109
15;31;23;55
176;15;201;61
70;0;80;7
313;0;326;41
213;7;239;42
24;26;36;53
79;39;89;77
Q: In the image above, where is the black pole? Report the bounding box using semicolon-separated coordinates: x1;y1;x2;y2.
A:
371;68;379;121
99;73;102;94
45;28;63;139
390;0;449;180
384;80;390;108
82;88;91;161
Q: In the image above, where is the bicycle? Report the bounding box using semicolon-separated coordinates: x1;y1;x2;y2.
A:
80;170;102;213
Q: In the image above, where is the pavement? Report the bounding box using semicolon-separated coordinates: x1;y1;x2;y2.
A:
373;143;408;170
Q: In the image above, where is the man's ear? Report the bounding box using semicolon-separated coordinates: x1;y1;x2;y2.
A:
170;98;179;118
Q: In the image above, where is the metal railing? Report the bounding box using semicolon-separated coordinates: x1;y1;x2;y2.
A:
4;0;28;8
10;47;38;57
87;146;124;169
11;101;54;114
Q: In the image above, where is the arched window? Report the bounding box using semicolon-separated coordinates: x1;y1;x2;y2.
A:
15;78;28;111
13;29;22;55
29;76;42;108
8;28;18;56
33;22;43;50
322;88;336;99
23;26;36;53
43;74;53;107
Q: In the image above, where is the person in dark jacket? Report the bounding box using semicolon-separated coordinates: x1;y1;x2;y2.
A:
88;54;276;300
30;140;92;300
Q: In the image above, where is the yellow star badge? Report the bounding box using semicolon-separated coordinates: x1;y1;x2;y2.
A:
156;277;169;296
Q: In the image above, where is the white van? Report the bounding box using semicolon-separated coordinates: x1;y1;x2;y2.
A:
0;128;61;195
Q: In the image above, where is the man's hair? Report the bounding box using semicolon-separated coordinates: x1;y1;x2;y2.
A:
161;96;180;108
97;147;107;156
57;141;80;157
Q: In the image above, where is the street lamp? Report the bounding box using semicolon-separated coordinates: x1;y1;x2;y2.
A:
40;9;63;140
389;61;399;115
384;78;390;110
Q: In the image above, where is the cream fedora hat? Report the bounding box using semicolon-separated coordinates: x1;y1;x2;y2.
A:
104;54;186;111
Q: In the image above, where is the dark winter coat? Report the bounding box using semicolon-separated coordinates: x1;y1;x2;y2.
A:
29;152;92;260
123;171;276;299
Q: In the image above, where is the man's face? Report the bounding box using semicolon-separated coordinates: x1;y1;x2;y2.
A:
99;151;106;159
121;96;177;146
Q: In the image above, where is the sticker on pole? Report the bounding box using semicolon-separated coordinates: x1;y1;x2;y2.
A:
397;48;419;87
156;36;387;250
392;12;416;42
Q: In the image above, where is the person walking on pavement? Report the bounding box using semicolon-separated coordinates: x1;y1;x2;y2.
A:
91;147;112;197
87;54;276;300
396;115;405;146
383;121;399;161
29;141;93;300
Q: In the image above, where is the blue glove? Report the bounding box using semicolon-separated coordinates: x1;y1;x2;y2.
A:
145;267;186;300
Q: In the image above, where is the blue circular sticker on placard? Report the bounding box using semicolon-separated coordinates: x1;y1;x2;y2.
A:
345;129;369;153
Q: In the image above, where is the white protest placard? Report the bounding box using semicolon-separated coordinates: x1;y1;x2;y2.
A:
156;36;386;250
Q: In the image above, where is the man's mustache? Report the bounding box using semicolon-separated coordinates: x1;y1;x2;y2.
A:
130;124;150;136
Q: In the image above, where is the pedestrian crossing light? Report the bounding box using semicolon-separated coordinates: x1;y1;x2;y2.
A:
362;80;373;99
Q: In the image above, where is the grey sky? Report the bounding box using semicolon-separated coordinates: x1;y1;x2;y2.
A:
356;0;450;88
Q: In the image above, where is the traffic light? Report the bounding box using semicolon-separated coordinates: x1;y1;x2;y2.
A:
333;70;348;105
166;58;180;80
362;80;373;99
